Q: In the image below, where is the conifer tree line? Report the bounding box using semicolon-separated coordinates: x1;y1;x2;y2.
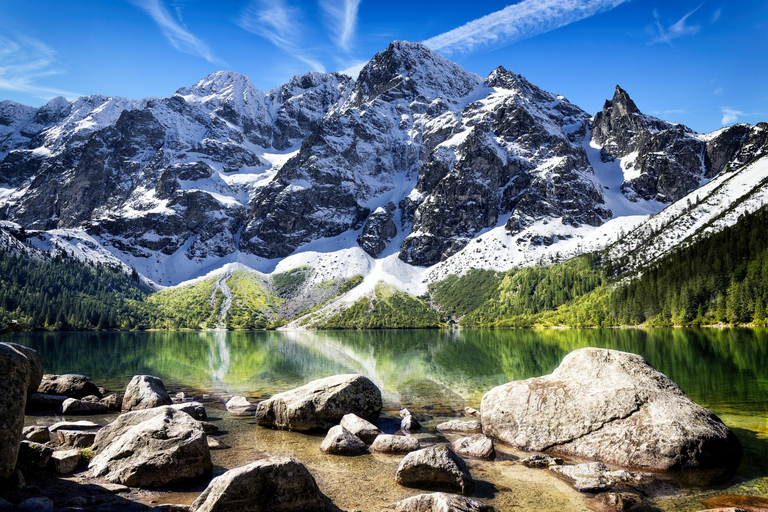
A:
0;203;767;331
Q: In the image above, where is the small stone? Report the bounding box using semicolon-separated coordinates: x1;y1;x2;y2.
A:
59;397;108;415
50;448;82;474
226;395;256;413
522;454;564;468
57;429;97;448
436;420;482;435
401;415;421;432
18;497;54;511
171;401;207;420
207;438;230;450
589;492;644;512
390;492;494;512
340;413;381;444
450;434;495;460
399;408;414;419
200;421;219;435
395;446;475;495
83;482;131;494
48;420;103;432
320;425;367;455
25;393;67;412
16;440;53;475
464;407;480;417
99;394;123;411
369;434;420;454
81;394;101;402
22;426;51;444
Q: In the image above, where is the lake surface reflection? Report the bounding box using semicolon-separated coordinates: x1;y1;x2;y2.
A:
10;327;768;508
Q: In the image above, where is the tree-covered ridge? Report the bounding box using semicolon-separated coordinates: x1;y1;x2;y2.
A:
316;283;443;329
0;250;150;330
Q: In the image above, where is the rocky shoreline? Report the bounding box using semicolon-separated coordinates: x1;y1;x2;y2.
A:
0;343;762;512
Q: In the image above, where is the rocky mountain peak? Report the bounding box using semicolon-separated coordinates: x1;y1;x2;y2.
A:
348;40;482;107
606;85;640;117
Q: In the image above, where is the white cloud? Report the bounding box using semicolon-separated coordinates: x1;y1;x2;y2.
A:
649;5;702;45
129;0;222;64
237;0;326;72
339;60;366;79
711;8;722;23
320;0;361;51
713;86;723;95
0;34;83;100
721;107;744;125
422;0;630;57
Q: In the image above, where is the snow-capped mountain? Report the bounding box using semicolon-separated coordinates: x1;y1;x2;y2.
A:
1;41;766;294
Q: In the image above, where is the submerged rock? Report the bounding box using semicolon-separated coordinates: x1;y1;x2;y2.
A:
340;413;381;444
0;342;43;478
320;425;367;455
190;457;326;512
400;408;421;432
436;420;482;435
122;375;173;411
90;406;212;487
395;446;475;495
521;454;563;468
481;348;742;471
549;462;652;493
390;492;494;512
37;374;102;399
255;374;382;431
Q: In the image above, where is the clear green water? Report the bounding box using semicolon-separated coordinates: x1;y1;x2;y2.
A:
9;327;768;511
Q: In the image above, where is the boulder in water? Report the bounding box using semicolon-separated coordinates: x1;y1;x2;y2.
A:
122;375;172;411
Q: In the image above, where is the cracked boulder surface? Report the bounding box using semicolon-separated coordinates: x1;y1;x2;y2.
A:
480;348;742;471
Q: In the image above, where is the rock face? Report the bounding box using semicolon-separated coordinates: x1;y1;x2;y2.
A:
16;440;54;475
395;446;475;494
122;375;172;411
390;493;494;512
339;413;381;444
369;434;420;454
190;457;326;512
37;374;102;399
320;425;367;455
255;374;382;431
0;342;43;478
90;406;212;487
481;348;742;471
357;206;398;257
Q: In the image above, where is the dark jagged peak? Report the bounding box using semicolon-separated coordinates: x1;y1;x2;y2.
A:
591;85;685;158
33;96;71;125
347;40;482;107
272;71;352;103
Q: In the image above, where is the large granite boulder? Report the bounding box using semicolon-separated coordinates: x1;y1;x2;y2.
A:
0;342;43;478
255;374;382;431
122;375;172;411
90;406;211;487
37;374;102;399
190;457;326;512
390;493;494;512
481;348;742;471
395;446;475;495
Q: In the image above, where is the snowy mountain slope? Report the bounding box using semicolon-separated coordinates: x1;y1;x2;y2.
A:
0;40;766;301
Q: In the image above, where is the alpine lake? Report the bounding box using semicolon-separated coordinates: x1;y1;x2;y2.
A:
9;327;768;512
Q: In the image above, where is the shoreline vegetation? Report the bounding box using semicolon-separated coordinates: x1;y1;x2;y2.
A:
1;204;767;333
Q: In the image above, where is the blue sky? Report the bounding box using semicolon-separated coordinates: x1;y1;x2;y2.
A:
0;0;765;133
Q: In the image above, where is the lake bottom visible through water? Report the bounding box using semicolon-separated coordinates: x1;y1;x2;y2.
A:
11;327;768;512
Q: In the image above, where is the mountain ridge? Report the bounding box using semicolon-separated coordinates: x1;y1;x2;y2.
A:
1;40;766;316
